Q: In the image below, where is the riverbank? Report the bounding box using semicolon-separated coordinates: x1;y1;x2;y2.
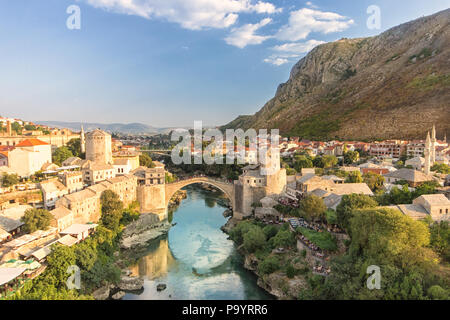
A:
221;218;349;300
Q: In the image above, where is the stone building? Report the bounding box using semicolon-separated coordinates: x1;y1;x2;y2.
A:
85;129;113;165
40;179;69;210
233;148;287;219
80;160;116;186
388;194;450;222
55;174;137;224
133;164;166;215
6;138;52;177
384;168;434;187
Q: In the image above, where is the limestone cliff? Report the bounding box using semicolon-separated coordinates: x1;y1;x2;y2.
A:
222;9;450;141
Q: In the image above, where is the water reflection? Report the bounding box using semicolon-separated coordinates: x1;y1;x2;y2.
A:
129;238;175;280
124;186;273;300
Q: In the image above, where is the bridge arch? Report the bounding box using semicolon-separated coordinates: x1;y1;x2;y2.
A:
164;177;234;210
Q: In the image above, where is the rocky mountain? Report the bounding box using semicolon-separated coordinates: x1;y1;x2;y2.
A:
222;9;450;141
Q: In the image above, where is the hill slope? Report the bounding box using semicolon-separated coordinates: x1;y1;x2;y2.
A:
222;9;450;140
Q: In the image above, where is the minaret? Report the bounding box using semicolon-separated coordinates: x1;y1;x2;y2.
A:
80;125;85;154
424;131;431;175
431;125;436;164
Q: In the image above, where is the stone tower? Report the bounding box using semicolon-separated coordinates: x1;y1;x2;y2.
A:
85;129;113;164
431;125;436;164
80;125;85;154
424;131;431;175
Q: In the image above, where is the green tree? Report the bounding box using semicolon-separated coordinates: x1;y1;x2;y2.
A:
429;221;450;262
44;244;77;289
299;195;327;222
427;285;448;300
313;156;324;168
345;171;363;183
67;138;82;157
1;173;19;187
363;172;385;192
294;155;313;171
336;194;378;231
11;122;22;135
243;226;267;253
258;256;280;275
431;163;450;174
344;150;360;164
349;208;435;269
262;225;278;240
21;208;52;233
269;229;296;249
100;190;124;231
322;155;338;168
52;146;74;166
24;124;37;131
139;153;155;168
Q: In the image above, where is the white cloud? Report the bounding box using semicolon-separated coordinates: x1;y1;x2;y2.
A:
84;0;281;30
264;39;325;66
272;39;325;53
305;1;318;9
263;57;289;66
276;8;354;41
225;18;273;48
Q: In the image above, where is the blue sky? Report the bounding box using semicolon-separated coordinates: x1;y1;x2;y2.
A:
0;0;449;127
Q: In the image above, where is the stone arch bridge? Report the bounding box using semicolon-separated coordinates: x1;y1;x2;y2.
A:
138;176;235;220
165;177;234;209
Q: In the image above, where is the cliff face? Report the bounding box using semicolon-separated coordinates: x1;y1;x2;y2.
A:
222;9;450;141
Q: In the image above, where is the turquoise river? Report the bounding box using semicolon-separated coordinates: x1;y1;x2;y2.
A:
124;186;273;300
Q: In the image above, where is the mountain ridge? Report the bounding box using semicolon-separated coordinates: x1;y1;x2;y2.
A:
222;9;450;141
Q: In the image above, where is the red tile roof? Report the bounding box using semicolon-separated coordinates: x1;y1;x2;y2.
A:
16;138;49;147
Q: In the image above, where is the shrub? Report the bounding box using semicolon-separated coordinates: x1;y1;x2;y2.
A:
427;285;448;300
21;208;52;233
286;265;297;278
269;229;296;249
258;256;280;275
243;226;267;253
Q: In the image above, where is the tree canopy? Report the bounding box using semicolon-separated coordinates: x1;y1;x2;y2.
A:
336;194;378;231
21;208;53;233
52;146;74;166
139;153;155;168
299;195;327;222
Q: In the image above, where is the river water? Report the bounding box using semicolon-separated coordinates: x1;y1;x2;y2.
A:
124;186;273;300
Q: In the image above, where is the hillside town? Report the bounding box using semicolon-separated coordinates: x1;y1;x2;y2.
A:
0;117;449;299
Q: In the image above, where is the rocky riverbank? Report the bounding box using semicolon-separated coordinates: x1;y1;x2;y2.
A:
120;213;172;250
221;218;314;300
92;270;145;300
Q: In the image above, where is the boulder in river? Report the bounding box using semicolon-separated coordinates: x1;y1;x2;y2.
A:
112;291;126;300
92;285;111;300
118;275;144;291
156;283;167;291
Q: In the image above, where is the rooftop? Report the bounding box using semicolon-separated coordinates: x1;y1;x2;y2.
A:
416;194;450;206
60;223;98;235
16;138;49;147
384;168;434;182
331;183;374;196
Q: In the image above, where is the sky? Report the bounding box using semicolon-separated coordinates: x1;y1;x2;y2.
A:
0;0;449;127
